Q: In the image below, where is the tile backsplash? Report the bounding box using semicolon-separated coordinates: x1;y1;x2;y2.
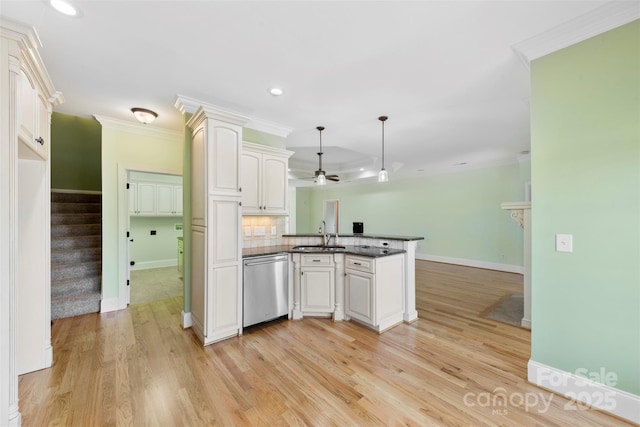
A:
242;216;289;247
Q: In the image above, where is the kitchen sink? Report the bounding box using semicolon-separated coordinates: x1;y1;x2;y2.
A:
292;245;346;253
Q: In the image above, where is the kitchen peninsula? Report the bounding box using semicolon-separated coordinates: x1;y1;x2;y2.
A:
243;233;423;332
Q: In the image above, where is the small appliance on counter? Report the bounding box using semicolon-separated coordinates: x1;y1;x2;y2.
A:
353;222;364;234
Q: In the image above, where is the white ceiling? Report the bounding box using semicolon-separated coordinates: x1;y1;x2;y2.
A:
1;0;609;185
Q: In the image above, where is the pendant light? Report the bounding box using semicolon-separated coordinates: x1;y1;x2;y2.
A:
378;116;389;182
315;126;327;185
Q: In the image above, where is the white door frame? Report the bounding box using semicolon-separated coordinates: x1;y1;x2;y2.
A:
116;163;182;308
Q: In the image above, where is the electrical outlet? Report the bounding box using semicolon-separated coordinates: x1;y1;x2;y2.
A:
244;227;252;237
556;234;573;253
271;226;277;236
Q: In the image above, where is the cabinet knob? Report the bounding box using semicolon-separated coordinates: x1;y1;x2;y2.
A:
238;187;242;192
35;137;45;145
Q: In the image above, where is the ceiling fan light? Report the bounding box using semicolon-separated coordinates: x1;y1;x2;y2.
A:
378;168;389;183
316;173;326;185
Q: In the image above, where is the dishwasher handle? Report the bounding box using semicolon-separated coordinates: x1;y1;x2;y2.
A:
244;255;288;267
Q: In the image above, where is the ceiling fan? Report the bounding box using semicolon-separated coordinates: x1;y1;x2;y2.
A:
307;126;339;184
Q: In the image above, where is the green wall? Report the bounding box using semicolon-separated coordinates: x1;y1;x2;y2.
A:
51;112;101;191
297;161;529;268
530;21;640;395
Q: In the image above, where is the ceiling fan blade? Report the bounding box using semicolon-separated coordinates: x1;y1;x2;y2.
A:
327;175;340;182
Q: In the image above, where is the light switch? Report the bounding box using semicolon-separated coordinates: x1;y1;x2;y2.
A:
244;227;252;237
556;234;573;253
271;226;277;236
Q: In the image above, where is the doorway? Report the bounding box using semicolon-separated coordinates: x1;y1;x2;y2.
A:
127;170;184;305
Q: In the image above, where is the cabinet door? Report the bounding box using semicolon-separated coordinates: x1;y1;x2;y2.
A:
209;124;241;196
241;151;261;214
18;69;36;149
301;267;335;313
36;92;50;160
345;270;375;324
136;182;156;215
173;185;183;215
262;154;288;214
156;184;174;215
207;198;241;341
128;182;137;214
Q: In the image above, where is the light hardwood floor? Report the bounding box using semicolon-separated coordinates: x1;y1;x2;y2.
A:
19;260;633;426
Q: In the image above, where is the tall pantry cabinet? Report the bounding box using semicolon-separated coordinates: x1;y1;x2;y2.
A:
1;18;63;425
186;106;249;345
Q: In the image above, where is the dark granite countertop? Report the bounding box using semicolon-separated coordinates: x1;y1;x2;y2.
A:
283;233;424;241
242;244;405;259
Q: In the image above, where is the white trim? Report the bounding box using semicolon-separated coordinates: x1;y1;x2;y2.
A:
51;188;102;195
94;115;183;140
100;297;120;314
176;94;293;137
512;1;640;67
528;360;640;424
416;253;524;274
245;117;293;138
181;311;192;329
130;259;177;271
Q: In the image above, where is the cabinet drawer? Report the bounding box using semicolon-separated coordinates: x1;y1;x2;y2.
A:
345;255;375;273
301;254;334;267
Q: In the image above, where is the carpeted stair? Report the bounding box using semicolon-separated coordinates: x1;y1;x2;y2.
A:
51;192;102;320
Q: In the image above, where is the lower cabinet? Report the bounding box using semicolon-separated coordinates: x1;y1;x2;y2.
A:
345;254;405;332
300;254;335;315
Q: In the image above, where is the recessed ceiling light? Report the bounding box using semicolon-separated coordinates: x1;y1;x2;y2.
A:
359;168;364;171
50;0;80;17
269;87;284;96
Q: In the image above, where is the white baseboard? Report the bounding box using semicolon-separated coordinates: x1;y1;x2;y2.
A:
416;253;524;274
131;259;178;271
100;297;120;313
528;360;640;424
181;311;192;329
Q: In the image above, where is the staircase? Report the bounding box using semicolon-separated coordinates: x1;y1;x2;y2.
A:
51;192;102;320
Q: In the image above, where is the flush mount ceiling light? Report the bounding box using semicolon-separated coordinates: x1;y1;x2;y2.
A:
50;0;80;17
269;87;284;96
131;108;158;124
378;115;389;183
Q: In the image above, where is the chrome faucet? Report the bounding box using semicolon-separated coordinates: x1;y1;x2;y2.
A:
321;220;338;246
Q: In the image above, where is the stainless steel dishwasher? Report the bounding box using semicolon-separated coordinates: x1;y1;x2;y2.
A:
243;254;289;327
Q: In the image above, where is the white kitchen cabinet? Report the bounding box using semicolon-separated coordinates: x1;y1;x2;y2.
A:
300;254;335;315
129;181;156;215
186;105;247;345
241;142;293;215
2;18;63;425
17;68;51;160
129;181;182;216
156;183;183;216
345;254;405;332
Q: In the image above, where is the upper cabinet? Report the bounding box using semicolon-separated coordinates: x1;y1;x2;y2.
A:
241;141;293;215
128;174;183;217
15;49;60;161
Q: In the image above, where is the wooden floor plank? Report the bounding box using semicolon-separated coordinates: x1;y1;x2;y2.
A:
18;260;634;426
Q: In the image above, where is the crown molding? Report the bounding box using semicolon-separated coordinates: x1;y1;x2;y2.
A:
176;94;293;137
512;1;640;67
245;118;293;138
174;94;202;115
93;115;183;140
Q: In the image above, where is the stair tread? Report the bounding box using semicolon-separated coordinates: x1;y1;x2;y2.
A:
51;290;101;300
